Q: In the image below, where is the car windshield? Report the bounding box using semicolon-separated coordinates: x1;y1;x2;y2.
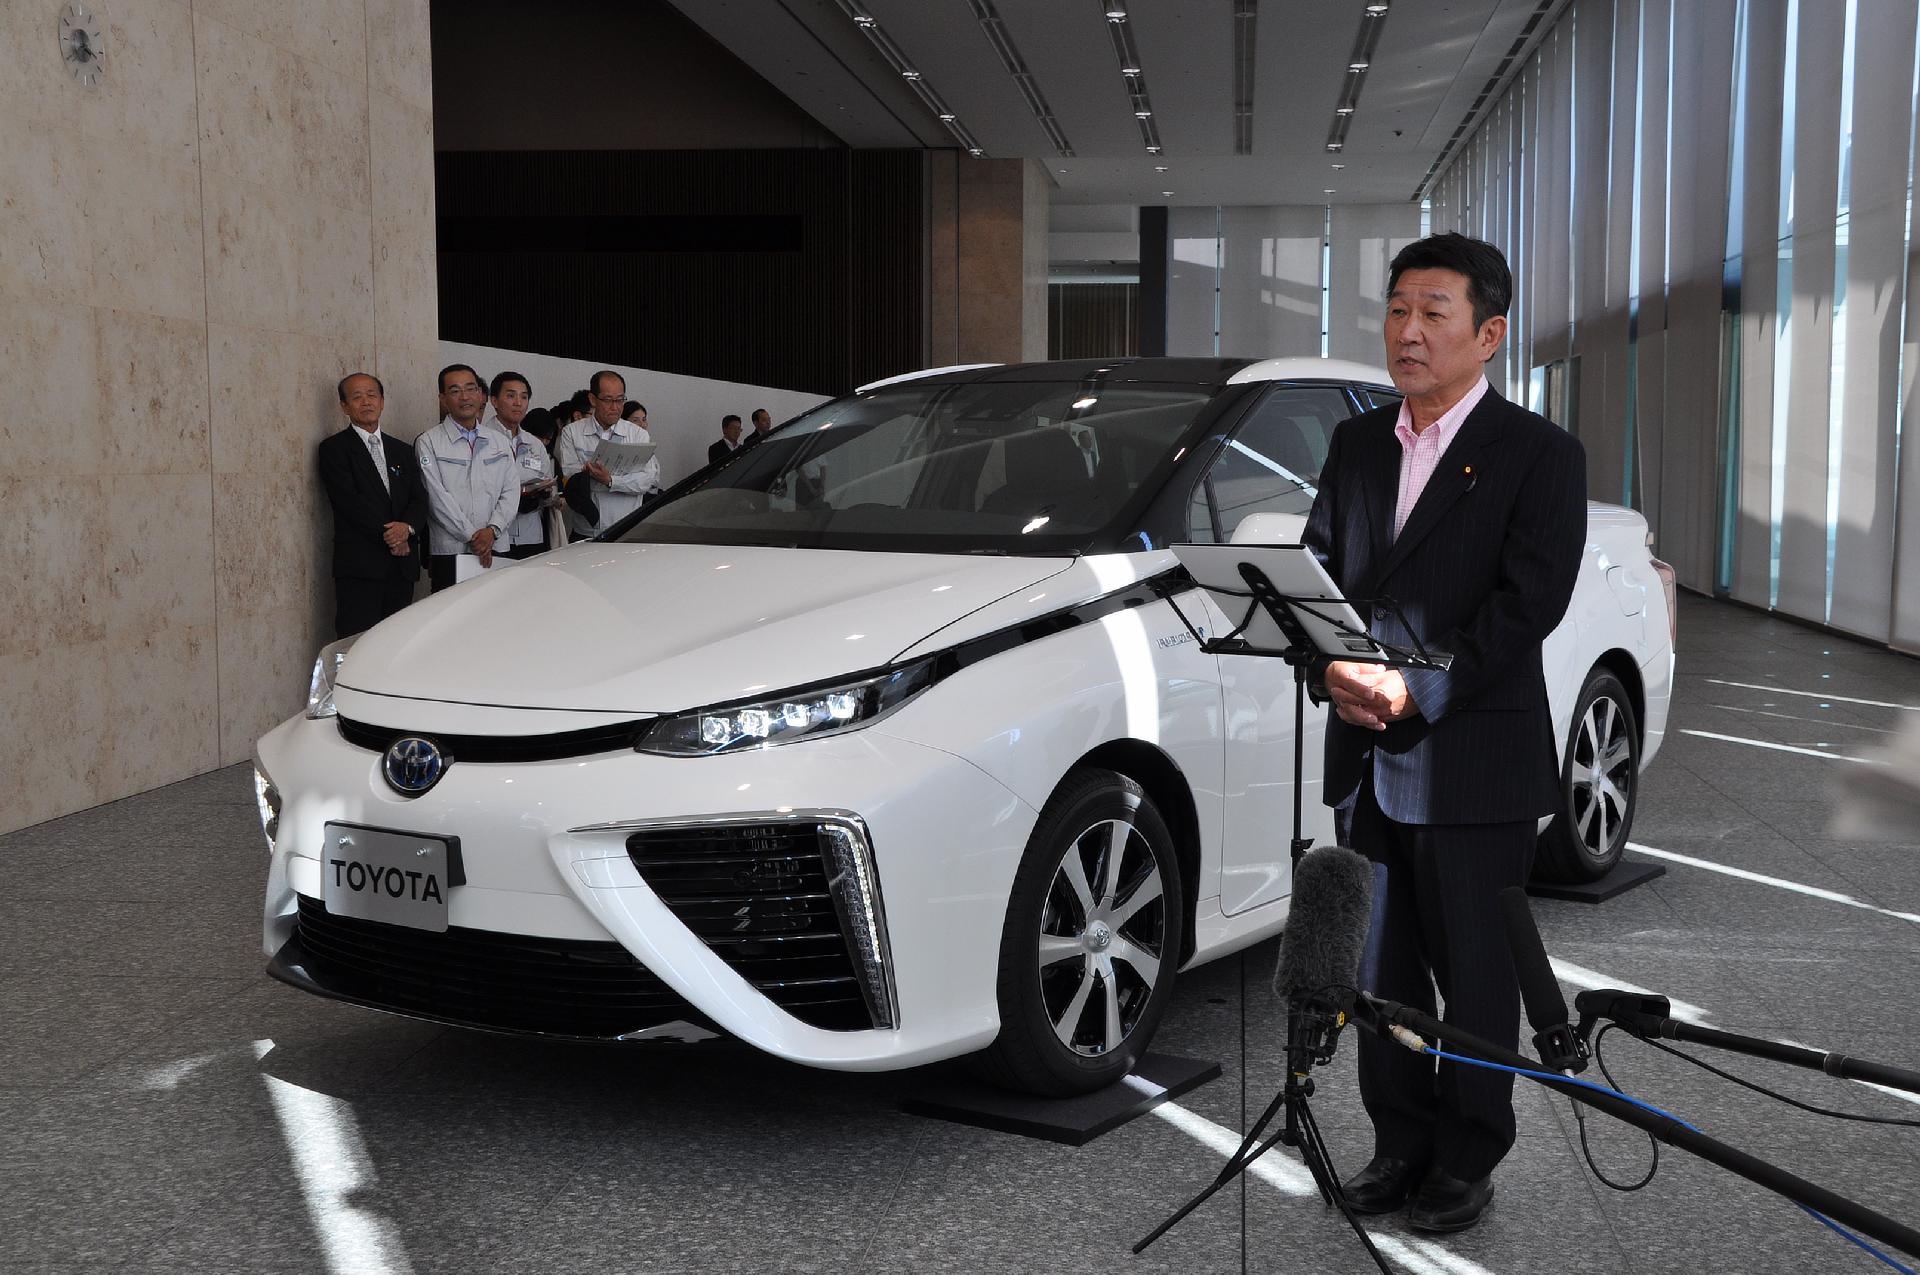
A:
619;380;1217;553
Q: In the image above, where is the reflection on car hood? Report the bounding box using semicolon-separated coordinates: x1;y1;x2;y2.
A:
339;542;1074;714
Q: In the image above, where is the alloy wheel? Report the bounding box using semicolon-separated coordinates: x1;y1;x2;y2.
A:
1570;693;1634;860
1036;817;1167;1057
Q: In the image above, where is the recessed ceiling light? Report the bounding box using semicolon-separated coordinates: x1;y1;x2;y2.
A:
1349;60;1369;70
1162;190;1174;197
1324;188;1337;194
1058;168;1069;174
1135;110;1152;118
969;147;983;156
1121;65;1142;75
1331;163;1347;169
1146;145;1162;153
939;113;956;121
853;13;875;24
1326;142;1343;151
1336;106;1354;115
1105;8;1128;19
902;70;921;80
1365;3;1389;13
1153;165;1168;172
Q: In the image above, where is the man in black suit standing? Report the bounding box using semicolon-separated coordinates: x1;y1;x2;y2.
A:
739;407;774;450
318;373;426;638
1301;234;1586;1232
708;414;744;465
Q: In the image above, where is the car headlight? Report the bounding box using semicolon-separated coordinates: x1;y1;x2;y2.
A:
253;766;281;851
305;635;358;719
637;659;942;756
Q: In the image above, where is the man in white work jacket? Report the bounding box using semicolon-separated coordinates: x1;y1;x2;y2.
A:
416;363;519;591
556;369;660;537
485;370;555;558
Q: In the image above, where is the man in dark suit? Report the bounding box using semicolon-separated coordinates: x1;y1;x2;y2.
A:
1301;234;1586;1232
739;407;774;450
708;414;744;465
318;372;427;638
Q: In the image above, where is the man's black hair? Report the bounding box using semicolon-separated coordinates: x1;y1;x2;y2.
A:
521;407;557;444
438;363;482;394
589;369;625;398
337;372;384;402
1386;233;1512;332
568;389;592;415
624;400;643;418
489;370;531;398
721;413;742;428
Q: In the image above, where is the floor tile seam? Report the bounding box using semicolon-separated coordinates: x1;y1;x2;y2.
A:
1535;1095;1651;1274
844;1117;932;1268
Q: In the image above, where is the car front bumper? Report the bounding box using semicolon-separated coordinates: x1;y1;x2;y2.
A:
257;710;1037;1071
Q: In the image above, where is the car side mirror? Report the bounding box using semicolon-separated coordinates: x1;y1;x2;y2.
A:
1230;513;1308;546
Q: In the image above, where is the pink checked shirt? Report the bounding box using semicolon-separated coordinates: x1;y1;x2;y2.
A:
1392;376;1489;539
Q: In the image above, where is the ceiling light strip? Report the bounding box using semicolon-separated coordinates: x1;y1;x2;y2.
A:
1101;1;1163;153
835;0;988;156
1326;1;1388;155
968;0;1075;157
1232;1;1257;155
1413;0;1564;200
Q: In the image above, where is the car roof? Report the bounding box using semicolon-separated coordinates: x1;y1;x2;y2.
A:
855;356;1395;394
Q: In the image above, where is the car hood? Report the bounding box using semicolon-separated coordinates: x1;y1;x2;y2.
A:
338;542;1074;714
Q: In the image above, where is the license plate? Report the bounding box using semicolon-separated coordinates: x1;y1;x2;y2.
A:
321;822;465;933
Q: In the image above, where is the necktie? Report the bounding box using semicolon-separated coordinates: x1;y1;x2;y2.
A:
368;435;390;494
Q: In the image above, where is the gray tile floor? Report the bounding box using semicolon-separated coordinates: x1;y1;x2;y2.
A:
5;593;1920;1273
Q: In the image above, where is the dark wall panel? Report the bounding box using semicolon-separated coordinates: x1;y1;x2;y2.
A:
1048;284;1139;360
437;149;923;396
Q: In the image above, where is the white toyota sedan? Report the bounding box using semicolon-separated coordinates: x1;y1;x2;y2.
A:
256;357;1674;1095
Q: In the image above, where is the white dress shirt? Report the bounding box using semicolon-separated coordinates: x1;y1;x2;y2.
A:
556;416;661;534
415;415;519;556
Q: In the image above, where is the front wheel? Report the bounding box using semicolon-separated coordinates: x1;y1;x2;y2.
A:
973;769;1186;1096
1537;668;1640;883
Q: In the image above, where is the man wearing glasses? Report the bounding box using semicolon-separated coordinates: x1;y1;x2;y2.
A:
556;369;660;536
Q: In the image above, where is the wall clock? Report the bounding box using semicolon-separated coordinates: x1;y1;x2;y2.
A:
59;3;105;86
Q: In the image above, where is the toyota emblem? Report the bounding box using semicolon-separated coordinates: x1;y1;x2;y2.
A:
383;736;446;796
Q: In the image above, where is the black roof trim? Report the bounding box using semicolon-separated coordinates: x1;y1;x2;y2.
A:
868;357;1257;389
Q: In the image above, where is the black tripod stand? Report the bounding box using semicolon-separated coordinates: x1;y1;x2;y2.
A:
1136;555;1452;1265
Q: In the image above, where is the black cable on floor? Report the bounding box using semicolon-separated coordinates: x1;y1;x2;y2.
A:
1628;1032;1920;1129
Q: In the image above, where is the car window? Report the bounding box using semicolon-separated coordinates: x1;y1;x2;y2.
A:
1365;386;1403;412
621;381;1215;554
1186;385;1356;543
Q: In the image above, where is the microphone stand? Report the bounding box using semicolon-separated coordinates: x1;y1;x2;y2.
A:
1358;993;1920;1260
1139;563;1453;1263
1574;990;1920;1096
1133;1016;1393;1270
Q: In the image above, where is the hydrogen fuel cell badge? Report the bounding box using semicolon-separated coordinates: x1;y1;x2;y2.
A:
321;821;466;933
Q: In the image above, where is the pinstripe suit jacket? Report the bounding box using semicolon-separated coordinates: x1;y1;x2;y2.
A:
1302;386;1587;825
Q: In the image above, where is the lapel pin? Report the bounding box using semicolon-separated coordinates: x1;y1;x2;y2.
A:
1464;464;1477;492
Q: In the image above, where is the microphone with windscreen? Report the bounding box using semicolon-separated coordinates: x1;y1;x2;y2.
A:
1273;844;1374;1069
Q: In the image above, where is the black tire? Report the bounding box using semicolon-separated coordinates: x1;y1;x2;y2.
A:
1536;668;1641;883
972;769;1187;1096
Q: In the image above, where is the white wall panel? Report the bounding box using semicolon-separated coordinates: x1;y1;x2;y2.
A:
1776;4;1845;621
1217;206;1325;359
1828;0;1916;639
1328;204;1421;367
1167;207;1221;358
1732;0;1789;607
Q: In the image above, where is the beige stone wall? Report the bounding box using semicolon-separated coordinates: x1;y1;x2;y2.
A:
0;0;439;835
925;154;1050;367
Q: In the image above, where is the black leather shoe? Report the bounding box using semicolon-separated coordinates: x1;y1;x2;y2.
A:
1339;1157;1425;1215
1407;1169;1494;1232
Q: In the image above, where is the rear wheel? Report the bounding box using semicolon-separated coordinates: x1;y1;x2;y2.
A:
1537;668;1640;883
974;769;1185;1096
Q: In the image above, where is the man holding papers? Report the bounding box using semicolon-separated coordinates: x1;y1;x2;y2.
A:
557;369;660;536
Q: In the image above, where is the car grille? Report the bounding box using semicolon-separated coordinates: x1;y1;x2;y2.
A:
290;896;702;1039
336;716;647;763
626;823;874;1031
